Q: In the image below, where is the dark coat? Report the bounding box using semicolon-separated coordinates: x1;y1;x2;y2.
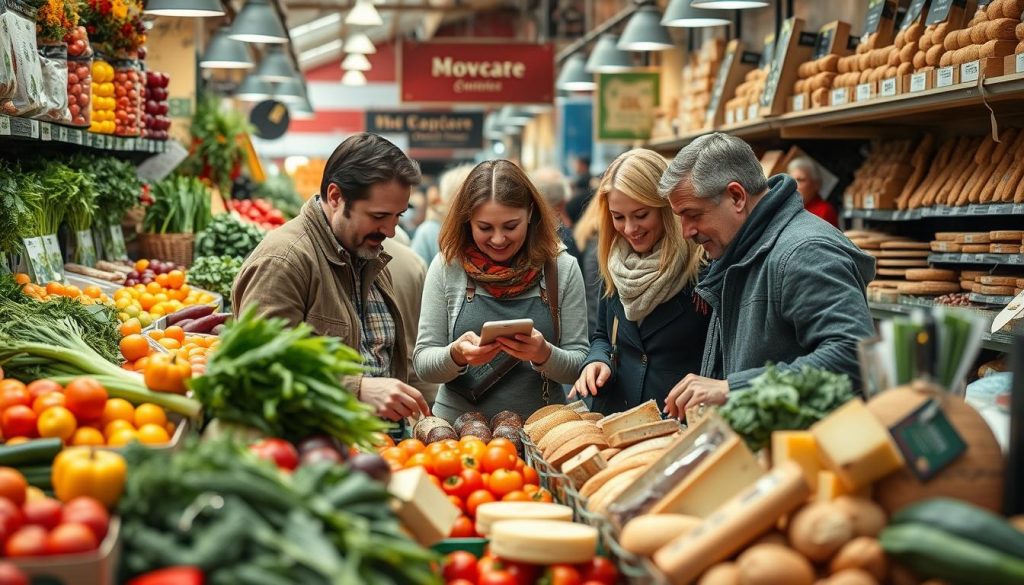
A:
582;286;710;415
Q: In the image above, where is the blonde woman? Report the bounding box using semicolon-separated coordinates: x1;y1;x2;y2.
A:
414;160;589;422
411;164;474;265
570;149;709;415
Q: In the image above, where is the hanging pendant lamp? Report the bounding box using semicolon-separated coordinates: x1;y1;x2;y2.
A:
145;0;224;17
229;0;289;44
690;0;769;9
585;34;634;72
662;0;732;27
618;6;675;52
557;54;596;91
200;27;253;69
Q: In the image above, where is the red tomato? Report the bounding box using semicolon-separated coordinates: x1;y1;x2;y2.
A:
0;499;24;537
45;522;98;555
433;449;462;478
466;489;496;517
578;556;618;585
460;454;481;470
545;565;582;585
449;515;475;538
487;469;524;497
25;380;61;400
479;571;517;585
501;490;530;502
63;377;108;422
249;438;299;471
441;550;478;582
481;446;517;473
504;560;539;585
442;474;469;499
22;498;62;530
0;562;28;585
448;580;475;585
522;465;538;486
61;497;110;542
1;406;37;439
0;382;30;410
4;525;46;557
459;468;485;494
530;487;554;503
488;437;518;458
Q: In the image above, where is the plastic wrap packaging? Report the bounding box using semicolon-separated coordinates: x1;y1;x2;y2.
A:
89;54;114;133
65;25;92;127
34;44;69;122
112;58;141;137
1;0;44;116
0;5;16;110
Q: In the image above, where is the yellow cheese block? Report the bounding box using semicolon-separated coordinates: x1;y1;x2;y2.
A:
771;431;821;491
474;502;573;536
816;470;873;501
490;520;598;565
811;400;905;492
387;466;460;546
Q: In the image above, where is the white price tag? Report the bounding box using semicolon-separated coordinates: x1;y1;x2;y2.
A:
736;107;746;122
910;72;927;92
961;60;980;83
881;77;898;97
57;125;67;142
28;119;39;139
0;115;9;136
864;194;876;209
1016;53;1024;74
936;66;954;87
39;123;51;141
793;94;806;111
747;103;759;120
856;83;873;101
974;254;987;263
725;109;735;125
831;87;849;106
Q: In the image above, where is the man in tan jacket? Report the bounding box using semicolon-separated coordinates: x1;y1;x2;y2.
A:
233;133;431;421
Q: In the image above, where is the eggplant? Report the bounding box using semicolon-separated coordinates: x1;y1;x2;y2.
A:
166;304;215;326
348;453;391;483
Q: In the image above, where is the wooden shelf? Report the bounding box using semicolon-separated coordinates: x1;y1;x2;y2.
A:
843;203;1024;221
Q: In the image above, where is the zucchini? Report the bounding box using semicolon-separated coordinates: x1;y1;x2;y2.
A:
0;438;62;467
891;498;1024;558
19;465;52;490
880;523;1024;585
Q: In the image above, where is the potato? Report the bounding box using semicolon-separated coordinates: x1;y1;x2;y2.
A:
737;544;815;585
832;499;886;538
823;569;879;585
788;502;854;562
830;537;888;581
697;563;741;585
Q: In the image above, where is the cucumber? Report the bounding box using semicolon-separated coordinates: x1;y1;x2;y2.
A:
880;523;1024;585
0;438;62;467
19;465;52;490
891;497;1024;559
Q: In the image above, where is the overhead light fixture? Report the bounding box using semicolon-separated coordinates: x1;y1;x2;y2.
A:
342;53;372;71
290;97;316;120
618;6;675;51
501;106;533;126
345;0;383;27
229;0;289;44
690;0;769;8
275;78;308;103
556;54;596;91
200;27;253;69
235;75;274;101
144;0;224;17
342;69;368;86
344;33;376;54
662;0;731;26
255;46;298;82
585;34;634;72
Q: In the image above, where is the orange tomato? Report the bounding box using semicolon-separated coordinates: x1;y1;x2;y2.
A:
31;392;66;415
70;427;105;446
62;285;81;298
137;423;170;445
26;379;61;400
0;379;30;409
397;438;426;458
466;489;496;517
487;469;523;497
443;439;460;451
45;282;65;296
522;465;539;486
459;438;487;460
37;406;77;441
481;446;517;473
380;446;409;465
119;319;142;337
133;403;167;428
404;453;433;474
82;286;102;299
119;334;150;362
529;487;554;503
425;441;450;459
63;378;108;423
488;438;519;458
501;490;530;502
145;282;162;295
100;399;135;426
155;274;170;288
0;468;27;506
13;273;30;285
103;419;135;440
107;428;139;446
134;259;149;272
167;270;185;290
163;326;185;343
433;450;462;478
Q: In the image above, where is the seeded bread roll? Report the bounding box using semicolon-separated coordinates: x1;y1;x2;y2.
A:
981;39;1017;59
913;50;928;69
920;27;936;51
820;54;840;73
986;18;1019;41
926;44;944;66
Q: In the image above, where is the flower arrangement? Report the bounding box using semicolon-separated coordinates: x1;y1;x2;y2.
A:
77;0;146;56
37;0;80;44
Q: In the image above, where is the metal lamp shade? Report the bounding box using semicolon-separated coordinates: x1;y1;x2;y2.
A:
344;33;377;54
585;34;634;72
229;0;289;44
275;78;308;103
556;54;596;91
345;0;383;27
342;53;372;71
145;0;224;17
236;75;274;101
342;69;368;86
690;0;769;8
256;47;298;82
291;97;316;120
618;7;675;51
200;28;253;69
662;0;731;26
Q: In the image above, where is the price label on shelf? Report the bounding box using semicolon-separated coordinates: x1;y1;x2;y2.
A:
68;128;82;145
961;60;980;84
1013;204;1024;215
910;72;928;92
39;122;51;141
969;204;988;215
831;87;849;106
936;66;955;87
747;103;759;121
1016;53;1024;74
57;125;67;142
991;203;1012;215
736;107;746;123
1012;254;1024;265
793;94;806;111
856;83;874;101
28;119;39;139
974;254;988;263
864;194;876;209
0;115;9;136
725;109;735;125
880;77;898;97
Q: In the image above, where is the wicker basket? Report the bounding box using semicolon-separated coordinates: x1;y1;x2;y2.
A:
139;233;194;267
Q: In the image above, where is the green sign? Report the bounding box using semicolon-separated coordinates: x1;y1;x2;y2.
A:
595;71;660;141
168;97;193;118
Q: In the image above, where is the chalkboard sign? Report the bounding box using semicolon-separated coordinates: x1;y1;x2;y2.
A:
813;25;836;59
706;44;738;127
741;50;761;65
977;0;992;6
761;18;796;108
900;0;929;30
250;100;291;140
926;0;966;25
760;33;777;69
862;0;888;35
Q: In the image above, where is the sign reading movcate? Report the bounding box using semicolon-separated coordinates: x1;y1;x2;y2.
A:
400;40;555;105
365;111;484;149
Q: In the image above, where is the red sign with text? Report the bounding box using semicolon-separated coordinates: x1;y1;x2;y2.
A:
400;40;555;105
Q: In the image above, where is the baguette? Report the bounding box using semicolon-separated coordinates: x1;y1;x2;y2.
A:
897;135;936;209
981;39;1017;59
951;134;997;203
949;137;986;206
934;137;980;206
607;420;680;449
909;138;956;208
980;128;1021;202
996;130;1024;200
986;18;1019;41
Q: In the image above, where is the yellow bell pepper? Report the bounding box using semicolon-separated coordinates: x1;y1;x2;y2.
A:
144;353;192;395
52;447;127;508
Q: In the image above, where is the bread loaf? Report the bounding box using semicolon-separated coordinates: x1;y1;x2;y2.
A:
981;39;1017;58
1004;0;1024;19
913;50;928;69
980;128;1021;202
986;18;1019;41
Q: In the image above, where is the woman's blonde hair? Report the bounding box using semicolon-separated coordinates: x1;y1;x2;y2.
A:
572;194;602;252
439;159;561;267
596;149;704;296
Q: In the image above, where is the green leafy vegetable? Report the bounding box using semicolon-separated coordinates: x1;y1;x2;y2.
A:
186;256;244;305
118;437;441;585
0;161;32;255
73;155;141;227
720;364;856;452
189;306;388;448
179;94;252;197
194;214;264;259
144;176;213;235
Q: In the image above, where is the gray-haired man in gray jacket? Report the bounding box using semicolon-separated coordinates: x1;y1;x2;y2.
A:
658;132;876;420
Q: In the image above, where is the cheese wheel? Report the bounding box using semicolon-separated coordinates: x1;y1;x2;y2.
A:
490;520;598;565
961;244;991;253
906;268;960;282
955;232;992;244
978;284;1016;295
978;275;1019;286
990;230;1024;241
474;502;573;536
897;281;962;295
880;241;931;250
990;244;1022;254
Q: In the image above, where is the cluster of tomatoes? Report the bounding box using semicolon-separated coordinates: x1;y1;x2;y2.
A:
379;436;552;539
0;467;110;559
113;260;215;329
118;326;217;379
0;376;173;447
12;274;112;307
441;550;618;585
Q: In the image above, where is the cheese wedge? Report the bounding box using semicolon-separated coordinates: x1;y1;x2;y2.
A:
607;434;678;465
549;433;608;469
596;400;661;438
474;502;573;536
562;445;607;489
388;467;460;546
771;431;821;491
608;420;680;448
490;520;598;565
811;400;905;492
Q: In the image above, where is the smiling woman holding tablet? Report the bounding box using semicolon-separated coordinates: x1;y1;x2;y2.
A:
413;160;589;423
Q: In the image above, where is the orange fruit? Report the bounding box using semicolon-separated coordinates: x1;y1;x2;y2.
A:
119;334;150;362
62;285;81;298
166;270;185;289
155;274;170;288
157;338;180;350
45;282;65;296
107;428;139;447
134;356;150;372
31;392;66;415
100;398;135;426
145;282;162;295
163;326;185;343
70;426;105;446
136;424;170;445
82;286;102;299
119;318;142;337
37;406;77;441
134;259;149;272
133;403;167;428
146;329;164;341
13;273;30;285
139;293;156;310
